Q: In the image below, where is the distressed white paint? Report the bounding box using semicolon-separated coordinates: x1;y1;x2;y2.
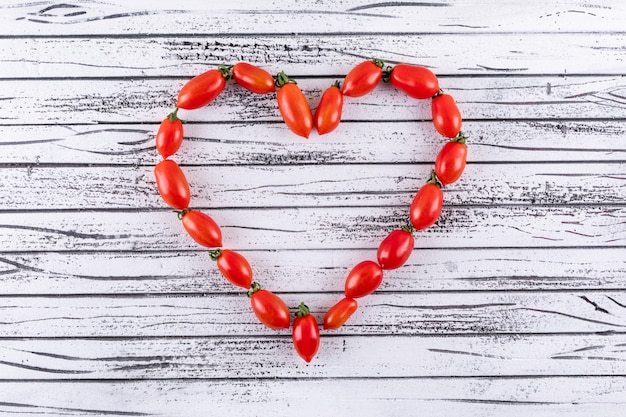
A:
0;0;625;416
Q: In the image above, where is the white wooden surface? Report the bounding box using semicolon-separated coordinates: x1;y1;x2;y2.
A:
0;1;625;416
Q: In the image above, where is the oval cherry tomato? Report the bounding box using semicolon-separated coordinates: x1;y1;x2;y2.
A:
212;249;253;289
154;159;190;210
344;260;384;299
314;83;343;135
292;303;320;363
249;283;291;329
323;298;358;330
181;210;222;248
156;112;183;159
232;62;276;94
342;59;384;97
176;69;227;110
390;64;439;99
435;140;468;186
432;94;462;138
377;229;415;270
276;75;313;138
410;183;443;230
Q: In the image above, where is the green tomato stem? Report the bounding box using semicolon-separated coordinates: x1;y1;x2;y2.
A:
295;302;310;318
208;249;222;261
217;64;233;81
426;169;443;188
275;71;296;88
247;281;262;298
452;132;468;145
174;208;190;220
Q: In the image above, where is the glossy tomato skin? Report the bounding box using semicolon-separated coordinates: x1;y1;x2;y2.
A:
344;260;384;299
250;287;291;329
156;116;183;159
181;210;222;248
292;308;320;363
377;230;415;270
435;141;468;186
215;249;253;289
390;64;440;99
154;159;190;210
277;83;313;138
176;69;227;110
342;61;383;97
432;94;462;138
410;183;444;230
314;84;343;135
323;298;358;330
232;62;276;94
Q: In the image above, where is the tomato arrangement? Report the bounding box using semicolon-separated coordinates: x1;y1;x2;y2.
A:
153;59;467;362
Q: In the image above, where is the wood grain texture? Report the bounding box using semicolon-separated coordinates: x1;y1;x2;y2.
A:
2;33;626;78
1;334;626;379
1;0;624;35
0;378;625;417
0;248;624;295
2;75;626;125
0;0;625;415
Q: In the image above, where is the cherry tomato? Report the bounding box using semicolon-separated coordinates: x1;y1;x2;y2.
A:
176;68;227;110
342;59;384;97
156;111;183;159
435;140;468;186
390;64;439;99
410;182;443;230
211;249;253;289
248;282;291;329
314;82;343;135
323;298;358;330
344;260;384;299
292;303;320;363
154;159;190;210
377;229;415;270
432;94;462;138
232;62;276;94
275;72;313;138
180;210;222;248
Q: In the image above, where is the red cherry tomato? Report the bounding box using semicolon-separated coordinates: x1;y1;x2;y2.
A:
432;94;462;138
156;112;183;159
344;260;384;299
377;229;415;270
249;283;291;329
212;249;253;289
390;64;440;99
180;210;222;248
323;298;358;330
435;140;468;186
314;83;343;135
292;303;320;363
232;62;276;94
276;77;313;138
154;159;190;210
342;60;384;97
176;69;227;110
410;183;443;230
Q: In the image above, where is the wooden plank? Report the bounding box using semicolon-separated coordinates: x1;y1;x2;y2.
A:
1;121;624;165
0;205;623;252
2;76;625;125
1;291;626;337
2;33;625;78
1;0;624;35
0;247;624;295
1;334;626;379
1;162;624;210
0;378;626;417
